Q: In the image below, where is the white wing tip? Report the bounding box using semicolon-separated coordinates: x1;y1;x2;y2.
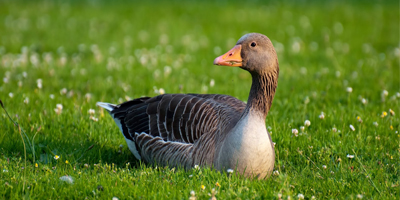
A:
96;102;116;112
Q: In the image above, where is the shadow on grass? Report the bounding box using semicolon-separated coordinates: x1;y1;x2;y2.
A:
0;98;141;169
1;133;141;168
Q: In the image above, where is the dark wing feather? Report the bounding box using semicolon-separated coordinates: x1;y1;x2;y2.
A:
111;94;245;144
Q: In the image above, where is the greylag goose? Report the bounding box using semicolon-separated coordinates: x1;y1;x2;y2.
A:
97;33;279;178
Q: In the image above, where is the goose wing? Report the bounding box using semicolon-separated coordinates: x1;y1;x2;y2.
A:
111;94;245;144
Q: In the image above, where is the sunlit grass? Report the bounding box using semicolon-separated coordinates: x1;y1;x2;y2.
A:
0;0;399;199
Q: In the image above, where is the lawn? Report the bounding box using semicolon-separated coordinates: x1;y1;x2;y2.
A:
0;0;399;199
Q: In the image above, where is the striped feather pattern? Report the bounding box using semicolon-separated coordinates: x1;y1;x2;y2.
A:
110;94;245;167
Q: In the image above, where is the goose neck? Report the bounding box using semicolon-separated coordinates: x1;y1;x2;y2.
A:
244;71;278;119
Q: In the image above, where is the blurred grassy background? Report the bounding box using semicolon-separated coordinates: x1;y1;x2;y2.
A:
0;0;399;199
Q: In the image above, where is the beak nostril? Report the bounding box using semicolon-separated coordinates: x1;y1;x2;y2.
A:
229;53;233;56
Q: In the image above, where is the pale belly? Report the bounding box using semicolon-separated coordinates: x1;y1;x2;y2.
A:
214;114;275;179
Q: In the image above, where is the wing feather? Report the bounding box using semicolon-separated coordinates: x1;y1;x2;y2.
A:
110;94;245;166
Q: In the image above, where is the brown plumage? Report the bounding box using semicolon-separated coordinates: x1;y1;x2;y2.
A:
97;33;279;179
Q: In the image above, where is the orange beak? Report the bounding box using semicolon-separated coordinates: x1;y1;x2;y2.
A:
213;45;243;67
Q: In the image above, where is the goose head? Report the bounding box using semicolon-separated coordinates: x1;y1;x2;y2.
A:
213;33;278;75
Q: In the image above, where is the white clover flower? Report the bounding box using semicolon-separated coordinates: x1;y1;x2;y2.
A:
319;112;325;119
349;124;355;131
397;92;400;98
273;170;280;176
59;55;67;66
356;194;363;199
60;88;67;95
189;190;196;200
373;122;378;127
227;169;234;174
112;197;119;200
389;109;395;116
332;127;337;132
60;175;74;184
346;87;353;93
30;54;40;66
297;193;304;200
88;109;95;115
194;165;199;170
322;165;327;169
347;154;354;159
44;52;53;64
24;97;29;104
357;116;363;123
49;94;54;99
153;86;159;94
36;79;43;89
159;88;165;95
304;120;311;127
300;126;305;132
90;116;99;122
54;104;63;115
3;77;8;83
361;98;367;104
85;93;92;101
209;79;215;87
8;93;13;98
292;129;299;137
67;90;74;98
381;90;389;102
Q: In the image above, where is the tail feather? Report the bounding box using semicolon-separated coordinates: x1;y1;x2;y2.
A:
96;102;117;113
96;101;142;160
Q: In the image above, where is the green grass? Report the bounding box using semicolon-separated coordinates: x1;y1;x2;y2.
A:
0;0;399;199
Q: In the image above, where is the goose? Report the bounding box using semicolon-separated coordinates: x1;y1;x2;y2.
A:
97;33;279;179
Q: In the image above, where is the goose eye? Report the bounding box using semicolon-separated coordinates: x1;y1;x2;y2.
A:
250;42;257;47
